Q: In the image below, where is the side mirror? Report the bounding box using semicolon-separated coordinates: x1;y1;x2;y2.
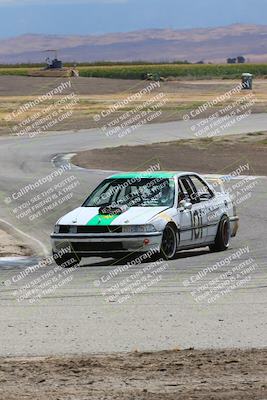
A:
179;199;192;211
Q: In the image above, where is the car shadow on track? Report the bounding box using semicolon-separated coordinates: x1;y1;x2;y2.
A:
80;247;210;268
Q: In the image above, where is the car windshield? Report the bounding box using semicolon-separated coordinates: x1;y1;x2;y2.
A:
83;178;175;208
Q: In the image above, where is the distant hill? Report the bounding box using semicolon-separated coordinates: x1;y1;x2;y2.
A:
1;24;267;64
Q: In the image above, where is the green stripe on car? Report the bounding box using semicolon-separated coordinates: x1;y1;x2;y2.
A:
86;214;119;226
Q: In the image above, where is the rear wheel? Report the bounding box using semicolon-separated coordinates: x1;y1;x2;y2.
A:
160;224;178;260
53;251;81;268
209;215;230;252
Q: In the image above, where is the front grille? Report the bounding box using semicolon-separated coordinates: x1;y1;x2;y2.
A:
77;226;122;233
70;242;123;252
59;225;122;234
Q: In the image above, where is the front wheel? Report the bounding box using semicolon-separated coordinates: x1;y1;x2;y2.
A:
160;224;178;260
53;251;81;268
209;215;230;252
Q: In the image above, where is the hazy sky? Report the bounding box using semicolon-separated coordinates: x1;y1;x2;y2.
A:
0;0;266;38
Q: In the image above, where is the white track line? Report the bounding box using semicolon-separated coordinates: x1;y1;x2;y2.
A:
0;218;49;257
52;153;267;180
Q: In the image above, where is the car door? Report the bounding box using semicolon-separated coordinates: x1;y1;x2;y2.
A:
187;175;217;244
176;176;204;247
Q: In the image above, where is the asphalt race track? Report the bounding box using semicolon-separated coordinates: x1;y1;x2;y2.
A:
0;114;266;356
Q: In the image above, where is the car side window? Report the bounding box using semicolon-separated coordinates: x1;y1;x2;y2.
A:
178;177;197;204
188;175;214;202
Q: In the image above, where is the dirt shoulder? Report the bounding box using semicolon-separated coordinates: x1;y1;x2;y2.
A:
1;348;266;400
1;76;267;136
0;228;32;257
72;132;267;176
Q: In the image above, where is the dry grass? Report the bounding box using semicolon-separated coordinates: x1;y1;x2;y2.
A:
1;77;267;136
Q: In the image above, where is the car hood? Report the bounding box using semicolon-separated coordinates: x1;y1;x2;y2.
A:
58;206;169;226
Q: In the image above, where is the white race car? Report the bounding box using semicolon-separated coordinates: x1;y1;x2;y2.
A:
51;171;239;266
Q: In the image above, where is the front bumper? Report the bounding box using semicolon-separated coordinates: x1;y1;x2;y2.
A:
51;232;162;256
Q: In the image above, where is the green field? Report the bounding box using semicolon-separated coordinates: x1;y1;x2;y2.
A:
0;63;267;79
0;67;33;76
78;64;267;79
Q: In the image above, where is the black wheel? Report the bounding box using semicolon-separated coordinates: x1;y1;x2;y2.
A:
53;251;81;268
160;224;178;260
209;215;230;252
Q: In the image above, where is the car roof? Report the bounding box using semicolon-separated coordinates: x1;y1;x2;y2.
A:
108;171;198;179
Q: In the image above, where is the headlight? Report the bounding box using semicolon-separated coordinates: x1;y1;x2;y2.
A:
54;225;60;233
122;224;157;233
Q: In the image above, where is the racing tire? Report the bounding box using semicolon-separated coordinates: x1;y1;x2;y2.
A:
53;251;81;268
209;215;230;252
160;224;178;260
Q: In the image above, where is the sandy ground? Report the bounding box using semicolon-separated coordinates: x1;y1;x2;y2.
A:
0;228;32;257
1;76;267;136
0;349;266;400
73;132;267;175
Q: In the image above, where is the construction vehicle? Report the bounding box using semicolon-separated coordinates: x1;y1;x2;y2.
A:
28;50;79;77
